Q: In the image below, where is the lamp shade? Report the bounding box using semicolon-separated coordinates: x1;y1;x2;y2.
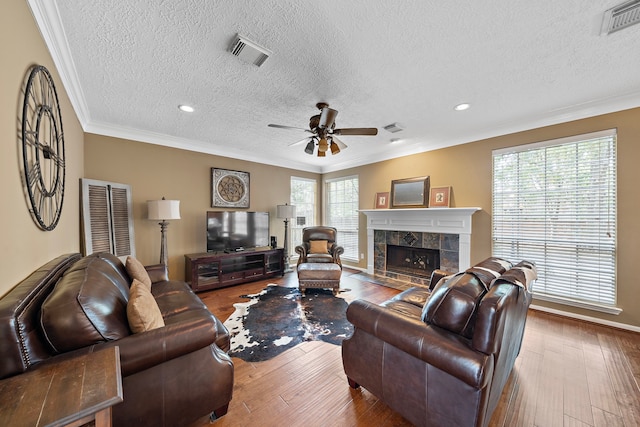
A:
148;199;181;220
276;204;296;219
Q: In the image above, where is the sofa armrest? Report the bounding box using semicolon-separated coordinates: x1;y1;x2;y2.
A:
346;299;492;388
145;264;168;283
102;309;218;377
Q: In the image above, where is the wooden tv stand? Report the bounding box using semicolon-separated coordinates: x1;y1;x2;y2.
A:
185;247;284;292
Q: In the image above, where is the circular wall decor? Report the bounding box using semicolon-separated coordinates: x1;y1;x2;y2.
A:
212;168;250;208
21;65;66;231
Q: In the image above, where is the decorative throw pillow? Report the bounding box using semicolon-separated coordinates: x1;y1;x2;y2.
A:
309;240;329;254
127;279;165;333
126;256;152;290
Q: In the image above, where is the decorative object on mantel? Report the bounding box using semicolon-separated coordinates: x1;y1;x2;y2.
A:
276;203;296;273
147;197;181;266
212;168;250;208
429;186;451;207
390;176;430;208
375;192;390;209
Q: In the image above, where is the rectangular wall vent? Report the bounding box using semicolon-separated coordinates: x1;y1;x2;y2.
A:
229;34;271;67
601;0;640;35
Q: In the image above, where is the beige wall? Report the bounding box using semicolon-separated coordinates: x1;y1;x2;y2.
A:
0;0;84;296
84;134;320;278
325;107;640;328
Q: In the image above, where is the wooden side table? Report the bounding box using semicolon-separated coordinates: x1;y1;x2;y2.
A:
0;346;123;427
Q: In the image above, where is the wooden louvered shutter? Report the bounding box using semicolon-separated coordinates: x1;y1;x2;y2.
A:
81;178;135;260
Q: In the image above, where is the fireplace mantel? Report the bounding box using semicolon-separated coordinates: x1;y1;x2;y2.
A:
359;207;481;275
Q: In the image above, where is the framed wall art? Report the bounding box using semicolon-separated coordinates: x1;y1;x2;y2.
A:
390;176;430;208
429;186;451;207
375;192;390;209
212;168;250;208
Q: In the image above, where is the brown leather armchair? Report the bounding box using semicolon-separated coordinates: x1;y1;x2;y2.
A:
295;226;344;268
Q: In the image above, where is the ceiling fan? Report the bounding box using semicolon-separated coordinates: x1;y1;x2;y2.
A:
268;102;378;157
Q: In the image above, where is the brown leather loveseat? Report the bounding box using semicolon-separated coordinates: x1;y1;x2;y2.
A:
342;257;536;427
0;252;233;426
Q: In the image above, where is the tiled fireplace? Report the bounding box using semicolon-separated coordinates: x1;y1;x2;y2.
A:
360;208;480;286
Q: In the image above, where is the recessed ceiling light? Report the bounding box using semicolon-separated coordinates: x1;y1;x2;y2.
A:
178;105;194;113
390;138;403;144
454;103;470;111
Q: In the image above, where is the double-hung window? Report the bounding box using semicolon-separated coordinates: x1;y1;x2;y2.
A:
492;129;618;313
325;175;359;261
290;177;317;251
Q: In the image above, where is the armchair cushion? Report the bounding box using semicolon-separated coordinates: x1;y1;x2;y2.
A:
309;240;329;254
127;279;165;333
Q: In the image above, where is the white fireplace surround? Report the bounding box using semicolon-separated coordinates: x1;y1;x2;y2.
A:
359;207;481;275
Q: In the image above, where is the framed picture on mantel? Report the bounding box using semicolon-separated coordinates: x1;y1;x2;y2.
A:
429;186;451;207
390;176;430;208
375;192;390;209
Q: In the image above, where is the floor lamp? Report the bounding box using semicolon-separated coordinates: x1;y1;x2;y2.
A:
276;203;296;273
147;197;181;266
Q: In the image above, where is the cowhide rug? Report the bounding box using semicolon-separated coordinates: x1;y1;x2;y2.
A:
223;284;353;362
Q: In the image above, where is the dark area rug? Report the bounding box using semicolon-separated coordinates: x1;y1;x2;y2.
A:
223;284;353;362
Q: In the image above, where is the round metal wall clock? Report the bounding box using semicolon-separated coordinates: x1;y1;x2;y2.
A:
21;65;66;231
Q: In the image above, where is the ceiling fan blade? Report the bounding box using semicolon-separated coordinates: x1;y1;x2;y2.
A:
268;124;314;133
288;136;313;147
333;127;378;136
319;107;338;128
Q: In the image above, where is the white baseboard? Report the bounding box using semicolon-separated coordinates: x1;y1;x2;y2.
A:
529;304;640;333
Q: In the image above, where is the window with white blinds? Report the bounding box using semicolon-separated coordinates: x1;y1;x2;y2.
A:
325;175;359;260
290;177;317;250
492;129;617;312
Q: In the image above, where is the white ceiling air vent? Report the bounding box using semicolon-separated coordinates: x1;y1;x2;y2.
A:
383;122;404;133
601;0;640;35
229;34;271;66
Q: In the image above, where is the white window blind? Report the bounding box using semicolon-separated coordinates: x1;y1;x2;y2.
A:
492;129;617;310
326;175;359;260
290;177;316;249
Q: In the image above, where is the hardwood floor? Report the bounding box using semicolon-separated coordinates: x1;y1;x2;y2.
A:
192;269;640;427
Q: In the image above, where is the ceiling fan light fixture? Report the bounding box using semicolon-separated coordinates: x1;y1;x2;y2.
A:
330;141;340;154
318;138;329;153
304;140;315;155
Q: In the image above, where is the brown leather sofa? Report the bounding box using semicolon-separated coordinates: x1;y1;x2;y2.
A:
295;226;345;267
0;252;233;427
342;257;536;427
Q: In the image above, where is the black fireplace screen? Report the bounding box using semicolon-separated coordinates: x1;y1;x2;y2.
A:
386;245;440;278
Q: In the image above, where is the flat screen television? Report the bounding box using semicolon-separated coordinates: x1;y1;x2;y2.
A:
207;211;270;252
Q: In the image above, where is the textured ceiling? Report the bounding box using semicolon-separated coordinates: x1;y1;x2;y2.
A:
29;0;640;173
